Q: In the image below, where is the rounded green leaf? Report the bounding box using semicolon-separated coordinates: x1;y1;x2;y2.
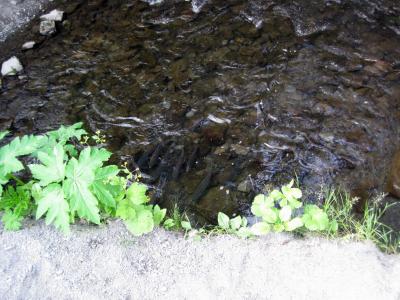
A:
250;222;271;235
229;216;242;230
269;189;283;201
279;206;292;222
236;227;253;238
261;208;278;224
285;217;303;231
218;212;230;229
289;188;302;199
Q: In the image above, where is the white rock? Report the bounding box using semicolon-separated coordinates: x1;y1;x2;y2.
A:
40;20;56;36
1;56;23;76
142;0;164;5
207;114;231;124
40;9;64;22
22;41;35;50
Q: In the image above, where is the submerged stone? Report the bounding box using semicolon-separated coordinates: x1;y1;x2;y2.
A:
22;41;36;50
237;179;251;193
40;9;64;22
1;56;23;76
40;20;56;36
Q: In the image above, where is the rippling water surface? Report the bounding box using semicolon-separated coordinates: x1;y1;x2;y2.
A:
1;0;400;224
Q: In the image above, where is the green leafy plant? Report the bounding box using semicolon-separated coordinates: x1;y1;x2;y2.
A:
250;180;337;235
116;182;166;236
0;133;46;196
0;123;166;236
323;189;398;252
163;205;190;231
250;180;304;235
302;204;338;232
217;212;252;238
0;184;34;230
29;145;114;232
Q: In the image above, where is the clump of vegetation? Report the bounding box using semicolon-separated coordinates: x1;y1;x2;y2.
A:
322;189;399;253
0;123;397;253
216;212;252;238
0;123;165;236
249;180;337;235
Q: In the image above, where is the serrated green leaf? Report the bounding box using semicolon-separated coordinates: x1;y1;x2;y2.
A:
29;144;66;186
47;122;86;144
91;166;120;209
250;222;270;235
91;181;116;208
64;153;100;224
95;165;120;180
126;182;149;205
35;184;70;233
2;210;23;230
0;185;33;217
163;218;175;229
116;199;136;220
124;208;154;236
229;215;242;230
217;212;230;230
153;205;166;226
0;134;47;182
64;144;78;158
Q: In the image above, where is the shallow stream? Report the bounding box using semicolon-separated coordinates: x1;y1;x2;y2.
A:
1;0;400;225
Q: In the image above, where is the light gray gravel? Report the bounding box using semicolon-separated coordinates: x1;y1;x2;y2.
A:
1;220;399;299
0;0;50;42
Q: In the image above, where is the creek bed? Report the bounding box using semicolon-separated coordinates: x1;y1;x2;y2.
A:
1;0;400;226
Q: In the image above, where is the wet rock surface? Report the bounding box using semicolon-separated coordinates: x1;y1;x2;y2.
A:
0;0;400;223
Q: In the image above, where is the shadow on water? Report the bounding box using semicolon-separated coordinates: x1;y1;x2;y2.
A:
1;0;400;226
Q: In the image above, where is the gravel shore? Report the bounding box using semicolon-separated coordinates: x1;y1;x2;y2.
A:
1;220;399;299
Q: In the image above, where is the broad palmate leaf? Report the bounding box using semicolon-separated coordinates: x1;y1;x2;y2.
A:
63;147;110;224
35;183;70;233
29;144;66;186
0;134;46;184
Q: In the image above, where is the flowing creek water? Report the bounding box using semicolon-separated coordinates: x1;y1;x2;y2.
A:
1;0;400;227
